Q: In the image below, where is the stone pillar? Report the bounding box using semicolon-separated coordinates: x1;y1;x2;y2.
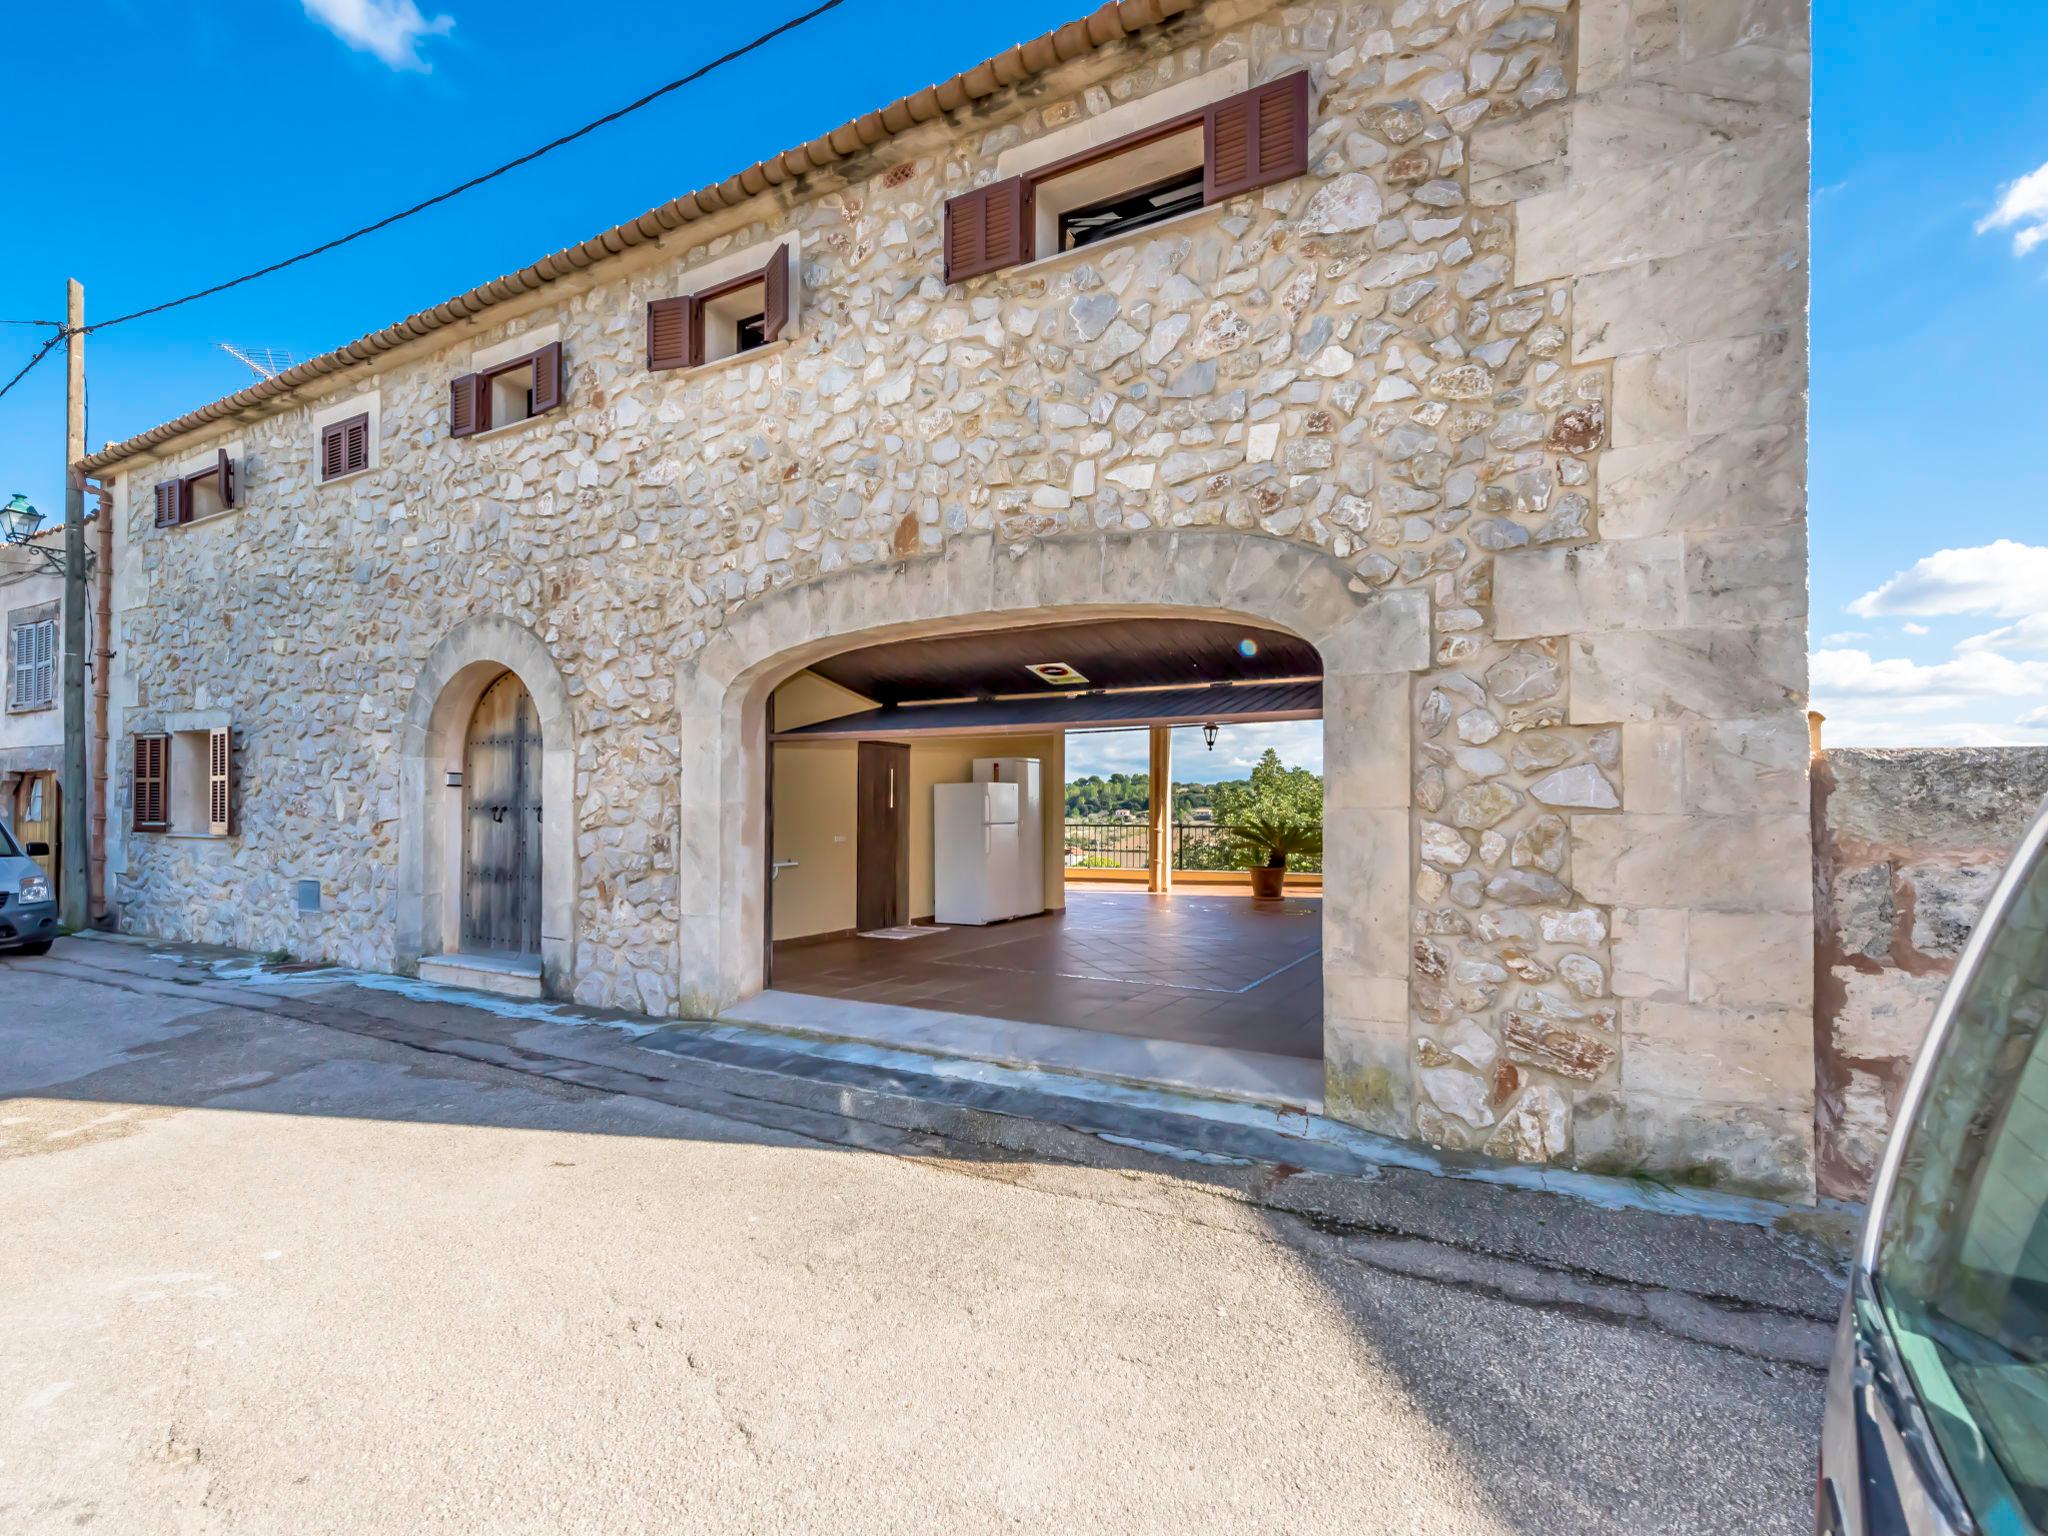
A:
1148;724;1173;894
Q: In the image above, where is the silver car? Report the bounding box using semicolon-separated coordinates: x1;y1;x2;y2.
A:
1821;801;2048;1533
0;817;57;955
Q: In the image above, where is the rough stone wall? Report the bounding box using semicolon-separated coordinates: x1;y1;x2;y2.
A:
1813;748;2048;1201
105;0;1817;1194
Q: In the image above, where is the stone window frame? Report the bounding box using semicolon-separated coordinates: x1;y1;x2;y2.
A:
5;600;58;714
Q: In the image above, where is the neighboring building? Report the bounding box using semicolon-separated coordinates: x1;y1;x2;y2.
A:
81;1;1818;1195
0;524;88;894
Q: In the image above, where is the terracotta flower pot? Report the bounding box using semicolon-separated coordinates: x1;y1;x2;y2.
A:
1249;865;1286;900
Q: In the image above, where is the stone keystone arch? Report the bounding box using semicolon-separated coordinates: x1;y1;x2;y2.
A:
673;529;1433;1124
397;615;579;996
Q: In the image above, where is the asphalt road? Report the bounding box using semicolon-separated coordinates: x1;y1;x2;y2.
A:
0;951;1824;1534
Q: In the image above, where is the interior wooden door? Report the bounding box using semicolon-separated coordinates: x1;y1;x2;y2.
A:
462;672;542;955
856;742;909;933
15;773;57;893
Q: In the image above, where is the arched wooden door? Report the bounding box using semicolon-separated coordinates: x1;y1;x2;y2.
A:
462;672;542;955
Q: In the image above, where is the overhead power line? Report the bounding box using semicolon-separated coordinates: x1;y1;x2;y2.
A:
83;0;852;336
0;0;852;410
0;331;65;405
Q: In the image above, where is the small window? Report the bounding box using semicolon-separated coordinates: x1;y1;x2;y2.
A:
152;448;238;528
449;342;563;439
942;72;1310;283
648;244;790;372
132;727;233;836
8;615;56;710
320;413;371;482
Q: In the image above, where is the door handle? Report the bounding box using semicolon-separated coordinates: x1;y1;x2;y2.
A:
490;805;506;823
772;859;800;882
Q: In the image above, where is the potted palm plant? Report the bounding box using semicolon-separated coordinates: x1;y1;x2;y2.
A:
1223;808;1322;900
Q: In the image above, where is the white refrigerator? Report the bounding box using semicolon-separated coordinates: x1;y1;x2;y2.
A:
973;757;1045;920
933;780;1020;926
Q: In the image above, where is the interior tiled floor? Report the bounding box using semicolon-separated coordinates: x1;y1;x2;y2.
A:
772;888;1324;1060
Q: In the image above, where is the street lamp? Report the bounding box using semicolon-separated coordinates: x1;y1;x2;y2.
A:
0;492;42;543
1;492;90;577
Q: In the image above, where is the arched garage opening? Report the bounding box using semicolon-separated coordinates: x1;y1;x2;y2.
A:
677;531;1432;1121
763;616;1329;1101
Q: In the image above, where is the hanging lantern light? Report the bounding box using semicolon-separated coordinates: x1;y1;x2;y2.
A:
1202;721;1219;752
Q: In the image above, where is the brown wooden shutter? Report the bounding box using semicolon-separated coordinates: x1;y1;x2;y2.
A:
175;478;194;524
647;296;695;370
1203;72;1310;202
133;734;168;830
450;374;481;438
760;244;791;342
215;447;236;509
320;422;345;481
943;177;1032;283
529;342;564;414
344;413;370;474
207;727;233;836
153;481;179;526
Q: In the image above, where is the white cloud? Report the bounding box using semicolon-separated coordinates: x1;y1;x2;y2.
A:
1820;630;1869;645
1812;647;2048;701
1847;540;2048;620
302;0;453;70
1979;160;2048;258
1901;622;1929;636
1958;611;2048;657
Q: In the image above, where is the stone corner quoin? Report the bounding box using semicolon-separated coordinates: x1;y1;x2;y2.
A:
97;0;1816;1199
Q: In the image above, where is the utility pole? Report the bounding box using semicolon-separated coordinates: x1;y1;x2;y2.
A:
60;279;88;931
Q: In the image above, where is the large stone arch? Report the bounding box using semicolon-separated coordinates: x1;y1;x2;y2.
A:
397;615;578;996
675;530;1432;1123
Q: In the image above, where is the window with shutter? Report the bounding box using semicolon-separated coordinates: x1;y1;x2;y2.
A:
10;619;56;711
454;345;566;439
207;727;233;837
648;243;794;373
133;734;169;830
940;73;1312;284
153;481;180;527
321;413;372;481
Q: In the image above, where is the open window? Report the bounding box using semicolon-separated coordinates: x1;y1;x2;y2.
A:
152;448;238;527
943;72;1310;282
132;727;233;836
648;244;791;372
448;341;564;439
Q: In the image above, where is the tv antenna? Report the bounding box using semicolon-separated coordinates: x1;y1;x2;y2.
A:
218;343;300;380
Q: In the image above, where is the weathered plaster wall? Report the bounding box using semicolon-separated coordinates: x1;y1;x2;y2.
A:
104;0;1817;1194
1813;747;2048;1201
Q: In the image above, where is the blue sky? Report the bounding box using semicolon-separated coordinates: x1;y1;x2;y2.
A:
1;1;2044;748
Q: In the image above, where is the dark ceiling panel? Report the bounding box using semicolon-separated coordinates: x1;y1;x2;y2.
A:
805;617;1319;705
774;680;1322;739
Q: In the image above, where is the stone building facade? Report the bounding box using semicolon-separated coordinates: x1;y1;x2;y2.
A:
85;0;1818;1195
